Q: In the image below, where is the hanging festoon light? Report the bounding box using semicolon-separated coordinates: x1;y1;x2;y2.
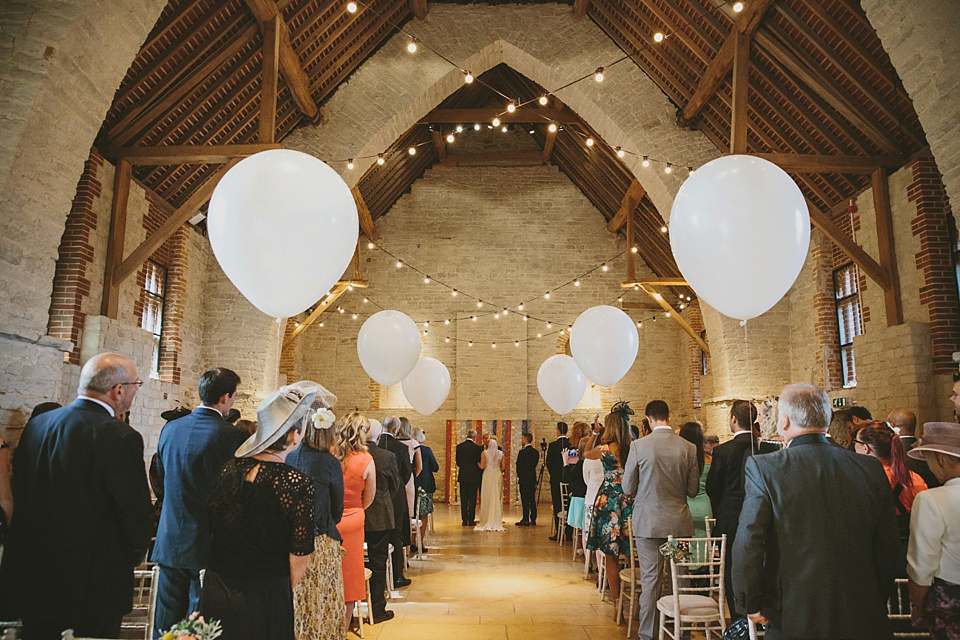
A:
464;70;474;83
539;96;549;106
346;1;357;12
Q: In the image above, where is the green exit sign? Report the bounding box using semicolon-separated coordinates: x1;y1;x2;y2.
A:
832;397;847;408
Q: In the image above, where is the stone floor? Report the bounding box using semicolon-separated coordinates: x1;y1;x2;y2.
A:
358;503;626;640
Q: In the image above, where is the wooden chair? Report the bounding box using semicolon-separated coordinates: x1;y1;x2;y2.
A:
1;623;21;640
557;482;571;544
656;534;727;640
748;617;765;639
615;518;643;637
120;565;159;639
704;517;716;538
888;577;929;639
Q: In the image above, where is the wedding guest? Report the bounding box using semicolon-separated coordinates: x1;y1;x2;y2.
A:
235;419;257;437
546;422;571;541
455;429;482;526
149;407;192;538
566;436;588;554
842;406;874;450
516;433;539;526
397;417;422;538
582;429;605;574
906;422;960;638
28;401;61;420
364;419;400;623
622;400;698;640
586;405;635;602
703;433;719;457
413;428;438;551
679;422;712;540
0;353;153;639
201;385;315;640
951;373;960;421
379;416;412;588
332;412;374;634
889;408;940;489
152;368;244;637
285;385;344;640
856;422;928;551
225;408;241;426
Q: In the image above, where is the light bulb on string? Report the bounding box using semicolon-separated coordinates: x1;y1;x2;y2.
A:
661;225;668;233
363;298;368;303
654;32;664;42
618;297;623;302
367;241;374;249
537;333;542;338
637;321;642;328
518;303;524;311
318;322;324;327
547;322;552;329
377;154;385;165
642;156;650;168
544;291;550;299
407;40;417;53
477;301;483;308
423;277;430;284
469;341;473;346
456;125;463;133
352;314;358;319
506;103;516;113
346;1;357;12
492;342;496;348
501;126;507;133
338;307;344;313
631;246;638;253
347;159;355;170
574;279;580;286
502;309;509;315
408;146;417;156
634;285;640;291
679;303;686;309
602;263;608;271
464;71;473;84
492;117;501;127
733;1;744;12
444;319;450;325
347;285;354;291
595;67;605;82
666;311;671;318
446;134;455;143
524;315;529;322
494;312;500;319
471;316;477;322
688;166;695;176
539;96;549;106
586;138;594;147
452;289;458;297
445;337;450;342
616;147;625;158
423;321;429;327
548;123;557;133
515;341;520;347
396;260;403;268
473;124;480;131
665;162;672;174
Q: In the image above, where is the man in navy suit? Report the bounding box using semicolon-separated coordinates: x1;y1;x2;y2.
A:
151;368;244;636
0;353;153;639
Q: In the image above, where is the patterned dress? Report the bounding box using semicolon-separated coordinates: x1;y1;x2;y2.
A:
586;445;633;557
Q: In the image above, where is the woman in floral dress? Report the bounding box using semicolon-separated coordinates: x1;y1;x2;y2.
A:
585;407;634;602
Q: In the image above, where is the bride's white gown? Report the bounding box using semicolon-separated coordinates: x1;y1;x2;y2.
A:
474;445;505;531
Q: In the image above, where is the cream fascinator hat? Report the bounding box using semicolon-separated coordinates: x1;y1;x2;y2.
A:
235;380;337;457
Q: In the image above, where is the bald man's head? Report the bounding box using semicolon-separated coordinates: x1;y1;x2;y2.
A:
887;408;917;437
79;353;139;414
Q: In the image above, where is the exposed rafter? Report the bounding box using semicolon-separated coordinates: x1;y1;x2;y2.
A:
104;144;282;165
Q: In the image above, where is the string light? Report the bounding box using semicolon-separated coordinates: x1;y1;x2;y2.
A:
471;315;477;321
477;300;483;308
506;103;516;113
637;321;642;327
665;162;672;174
544;292;550;299
408;146;417;155
407;39;418;53
445;337;450;342
452;289;458;296
347;159;355;170
502;308;509;315
618;296;623;302
468;341;473;346
494;312;500;319
539;96;549;105
338;307;345;313
642;156;650;168
615;147;625;158
363;297;368;303
423;321;429;327
367;241;374;249
377;154;385;165
444;319;450;325
501;126;508;133
547;322;552;329
595;67;605;83
423;277;430;283
660;225;668;233
688;166;695;176
492;117;501;127
586;138;594;147
492;342;496;348
318;322;324;327
518;303;524;311
574;279;581;286
537;333;542;338
548;123;558;133
464;71;473;83
654;32;665;43
524;315;529;322
631;246;638;253
352;313;358;319
602;263;608;271
347;284;354;291
515;341;520;347
346;1;357;12
456;125;463;133
396;260;403;268
733;1;744;12
473;124;480;131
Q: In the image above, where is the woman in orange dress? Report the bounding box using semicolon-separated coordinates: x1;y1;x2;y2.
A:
333;412;376;633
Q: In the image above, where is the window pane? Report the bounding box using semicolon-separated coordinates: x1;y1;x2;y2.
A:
837;299;861;346
841;345;857;387
834;264;858;299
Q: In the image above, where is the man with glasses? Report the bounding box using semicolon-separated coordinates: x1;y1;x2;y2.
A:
0;352;153;639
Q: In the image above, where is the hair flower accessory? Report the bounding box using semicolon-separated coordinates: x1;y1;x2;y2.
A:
312;408;336;430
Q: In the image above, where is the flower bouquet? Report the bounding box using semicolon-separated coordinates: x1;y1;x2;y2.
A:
658;538;693;564
161;612;222;640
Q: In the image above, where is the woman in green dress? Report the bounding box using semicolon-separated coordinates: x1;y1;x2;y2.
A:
679;422;712;539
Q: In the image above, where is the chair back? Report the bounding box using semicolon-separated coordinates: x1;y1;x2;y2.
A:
887;578;929;638
559;482;571;509
665;534;727;630
704;517;716;538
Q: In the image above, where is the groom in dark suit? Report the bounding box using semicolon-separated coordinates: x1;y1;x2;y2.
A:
151;368;244;636
456;429;482;526
515;433;539;526
0;353;153;639
734;383;901;639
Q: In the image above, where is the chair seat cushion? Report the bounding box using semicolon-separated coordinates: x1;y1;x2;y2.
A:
655;594;720;618
618;567;642;584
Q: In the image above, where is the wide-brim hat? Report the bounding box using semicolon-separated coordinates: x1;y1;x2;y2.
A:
908;422;960;461
236;386;316;458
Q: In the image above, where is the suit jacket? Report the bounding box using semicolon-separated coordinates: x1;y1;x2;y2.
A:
455;439;483;485
416;444;439;494
365;440;400;531
733;433;901;638
152;407;244;569
546;437;570;481
379;433;413;514
622;428;700;538
705;431;778;536
0;399;152;622
516;445;539;484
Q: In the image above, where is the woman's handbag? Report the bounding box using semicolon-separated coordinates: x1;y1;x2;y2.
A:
722;617;765;640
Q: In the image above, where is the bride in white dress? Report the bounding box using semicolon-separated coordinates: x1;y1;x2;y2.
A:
474;438;506;531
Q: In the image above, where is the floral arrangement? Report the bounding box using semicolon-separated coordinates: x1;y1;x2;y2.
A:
659;538;693;564
161;612;222;640
311;407;336;430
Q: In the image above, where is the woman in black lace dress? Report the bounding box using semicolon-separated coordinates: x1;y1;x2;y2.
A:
200;386;317;640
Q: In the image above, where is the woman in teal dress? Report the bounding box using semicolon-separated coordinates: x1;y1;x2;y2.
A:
679;422;712;538
585;407;634;602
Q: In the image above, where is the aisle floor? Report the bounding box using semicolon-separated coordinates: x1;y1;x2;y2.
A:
360;503;625;640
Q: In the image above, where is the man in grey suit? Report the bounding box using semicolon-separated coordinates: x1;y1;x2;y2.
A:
364;419;401;623
733;383;901;640
622;400;700;640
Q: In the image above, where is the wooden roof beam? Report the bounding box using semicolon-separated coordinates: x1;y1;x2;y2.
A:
749;153;903;173
807;200;891;292
436;151;544;167
541;125;557;162
573;0;591;18
104;144;282;165
607;179;646;233
682;0;776;123
243;0;319;119
282;280;368;348
418;108;577;125
637;283;710;356
351;186;377;241
431;129;447;161
410;0;428;20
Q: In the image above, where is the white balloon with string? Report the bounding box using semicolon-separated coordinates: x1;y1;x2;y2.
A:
537;355;587;415
401;356;451;415
357;310;421;386
570;305;639;387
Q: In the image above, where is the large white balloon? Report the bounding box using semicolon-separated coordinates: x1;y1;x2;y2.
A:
401;357;451;415
357;310;421;386
669;155;810;320
207;149;359;318
570;305;639;387
537;355;587;415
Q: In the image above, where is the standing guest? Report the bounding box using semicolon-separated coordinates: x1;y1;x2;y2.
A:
733;383;901;640
397;417;422;536
201;385;315;640
455;429;482;527
413;428;438;551
565;439;588;542
28;401;62;420
622;400;699;640
152;368;244;637
582;429;605;574
889;408;940;489
640;418;652;437
0;353;153;639
855;422;928;551
235;419;257;437
586;405;635;603
679;422;712;540
149;407;192;539
842;406;874;450
515;433;539;526
906;422;960;639
332;412;375;633
703;433;720;457
546;422;571;541
380;416;413;588
364;419;400;623
225;408;241;426
705;399;777;620
285;383;345;640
